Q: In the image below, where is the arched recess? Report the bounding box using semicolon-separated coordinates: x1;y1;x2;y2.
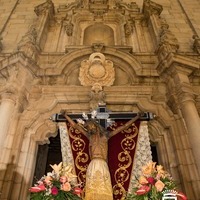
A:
83;24;115;45
148;120;182;186
54;47;145;85
14;90;186;199
10;117;58;199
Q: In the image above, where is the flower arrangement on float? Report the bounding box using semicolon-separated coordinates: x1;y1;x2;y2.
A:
126;162;187;200
29;162;82;200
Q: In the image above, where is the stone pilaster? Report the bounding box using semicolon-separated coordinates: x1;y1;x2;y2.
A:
175;78;200;172
0;91;17;150
143;0;163;47
34;0;55;50
159;59;200;172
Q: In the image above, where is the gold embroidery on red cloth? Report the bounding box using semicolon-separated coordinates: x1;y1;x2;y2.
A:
112;122;139;200
68;124;89;184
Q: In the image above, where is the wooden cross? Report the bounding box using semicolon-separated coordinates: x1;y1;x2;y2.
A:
51;104;154;128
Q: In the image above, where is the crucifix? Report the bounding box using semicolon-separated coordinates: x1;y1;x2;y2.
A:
51;104;154;127
50;104;154;200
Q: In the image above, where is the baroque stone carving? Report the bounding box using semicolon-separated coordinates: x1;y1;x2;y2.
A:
63;20;74;36
193;35;200;54
116;1;139;12
156;19;179;60
34;0;54;17
92;43;105;52
79;52;115;86
124;20;134;37
143;0;163;17
17;25;40;61
89;83;106;110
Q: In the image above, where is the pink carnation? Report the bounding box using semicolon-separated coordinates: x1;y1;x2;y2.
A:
147;177;155;185
51;186;59;195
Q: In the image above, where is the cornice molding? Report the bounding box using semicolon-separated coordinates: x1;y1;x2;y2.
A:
157;53;199;77
0;52;40;77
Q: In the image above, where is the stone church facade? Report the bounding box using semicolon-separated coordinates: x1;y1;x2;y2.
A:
0;0;200;199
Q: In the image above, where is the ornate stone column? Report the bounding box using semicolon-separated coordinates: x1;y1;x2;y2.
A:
0;90;17;199
0;91;16;150
163;63;200;172
175;76;200;171
0;81;28;199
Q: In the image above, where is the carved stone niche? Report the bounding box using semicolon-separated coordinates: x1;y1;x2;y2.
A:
79;52;115;86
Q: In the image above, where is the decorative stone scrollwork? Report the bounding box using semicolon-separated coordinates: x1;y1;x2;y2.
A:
63;20;74;36
160;19;179;51
143;0;163;17
116;1;139;12
18;25;38;46
124;20;134;37
193;35;200;54
89;83;106;110
92;43;105;52
79;52;115;86
34;0;54;17
156;19;179;60
17;25;40;61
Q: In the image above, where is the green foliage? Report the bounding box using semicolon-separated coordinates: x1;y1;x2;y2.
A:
30;190;82;200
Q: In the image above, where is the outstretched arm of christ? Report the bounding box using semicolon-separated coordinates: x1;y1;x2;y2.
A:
108;113;141;139
63;113;88;136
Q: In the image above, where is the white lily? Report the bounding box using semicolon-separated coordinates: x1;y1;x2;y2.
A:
50;162;62;175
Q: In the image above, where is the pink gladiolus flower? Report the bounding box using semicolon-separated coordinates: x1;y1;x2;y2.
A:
177;192;187;200
29;184;46;193
60;176;68;183
136;185;150;195
51;186;59;195
147;177;155;185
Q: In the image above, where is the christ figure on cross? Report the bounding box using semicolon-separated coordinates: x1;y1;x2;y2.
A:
63;111;141;200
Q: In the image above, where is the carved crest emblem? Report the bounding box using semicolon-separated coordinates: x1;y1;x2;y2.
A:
79;53;115;86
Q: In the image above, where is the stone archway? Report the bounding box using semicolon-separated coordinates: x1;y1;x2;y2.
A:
11;90;183;199
5;48;195;199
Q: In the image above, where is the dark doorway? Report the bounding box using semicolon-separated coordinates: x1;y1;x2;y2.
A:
33;132;62;184
151;142;159;164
